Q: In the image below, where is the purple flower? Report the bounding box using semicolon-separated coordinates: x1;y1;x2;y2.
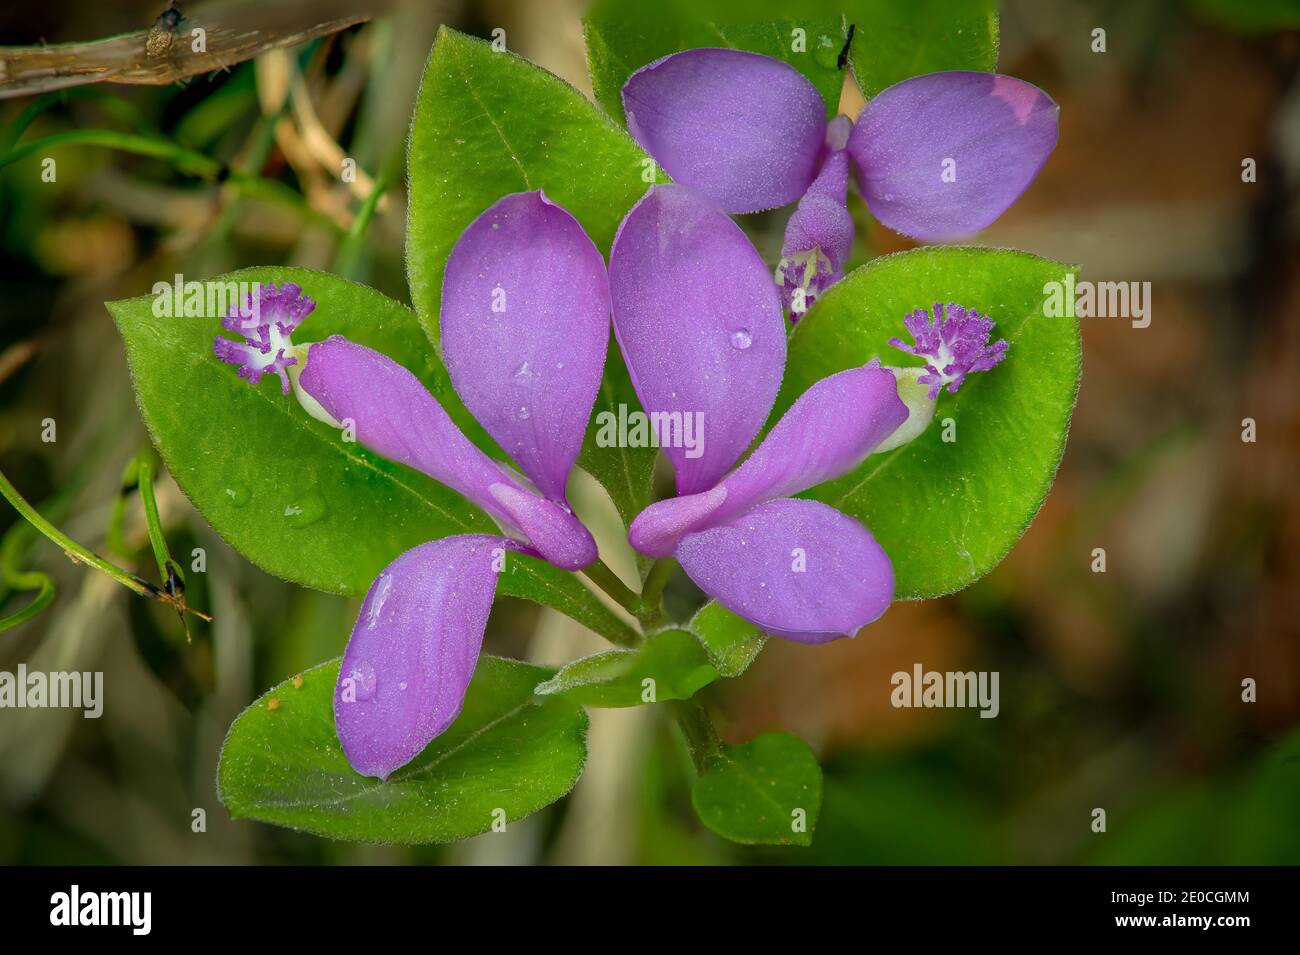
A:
777;115;854;318
622;48;1059;311
610;184;908;641
890;303;1009;400
211;191;609;778
212;282;316;394
610;186;1009;642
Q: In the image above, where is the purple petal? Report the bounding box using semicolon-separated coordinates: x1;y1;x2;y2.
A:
627;363;906;556
609;184;786;494
440;191;610;502
627;485;727;559
298;336;597;569
622;48;827;214
675;498;893;643
335;535;511;778
848;72;1059;241
779;116;855;318
487;482;597;570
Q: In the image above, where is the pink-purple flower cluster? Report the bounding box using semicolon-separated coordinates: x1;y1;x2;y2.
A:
208;43;1052;779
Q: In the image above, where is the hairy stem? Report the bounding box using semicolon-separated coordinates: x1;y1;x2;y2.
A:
636;558;677;629
675;698;723;773
581;559;644;638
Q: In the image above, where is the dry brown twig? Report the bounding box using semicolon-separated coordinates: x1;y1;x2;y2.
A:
0;0;399;100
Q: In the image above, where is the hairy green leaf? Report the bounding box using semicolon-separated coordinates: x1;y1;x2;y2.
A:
692;731;823;846
218;656;588;844
535;628;717;707
779;247;1081;599
688;601;766;678
847;0;999;98
109;267;634;644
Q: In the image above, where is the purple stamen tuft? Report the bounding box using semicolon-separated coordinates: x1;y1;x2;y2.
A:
212;282;316;395
889;303;1009;400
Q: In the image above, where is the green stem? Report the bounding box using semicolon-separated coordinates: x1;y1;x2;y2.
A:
134;456;173;585
0;88;155;154
1;129;215;175
581;559;645;630
331;168;392;277
0;130;339;233
637;558;677;628
676;698;723;773
0;466;207;626
135;456;191;639
0;554;55;633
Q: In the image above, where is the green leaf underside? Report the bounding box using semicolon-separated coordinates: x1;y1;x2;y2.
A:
407;26;663;527
847;0;999;98
692;732;823;846
109;266;634;644
584;0;846;125
777;247;1080;600
688;601;767;678
535;628;717;707
217;656;588;844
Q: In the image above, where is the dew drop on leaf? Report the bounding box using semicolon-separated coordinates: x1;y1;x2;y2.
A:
283;489;328;528
813;35;840;71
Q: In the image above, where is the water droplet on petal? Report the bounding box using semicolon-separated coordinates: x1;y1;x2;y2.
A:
366;574;393;629
350;660;377;701
516;405;531;420
514;361;536;382
730;328;753;350
398;680;408;691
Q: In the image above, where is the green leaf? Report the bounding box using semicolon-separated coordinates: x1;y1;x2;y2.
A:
778;247;1081;599
692;732;823;846
217;656;588;844
688;601;766;678
109;267;635;645
406;25;663;526
1225;727;1300;863
407;26;658;337
535;628;717;707
584;0;845;125
578;336;657;532
847;0;999;98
